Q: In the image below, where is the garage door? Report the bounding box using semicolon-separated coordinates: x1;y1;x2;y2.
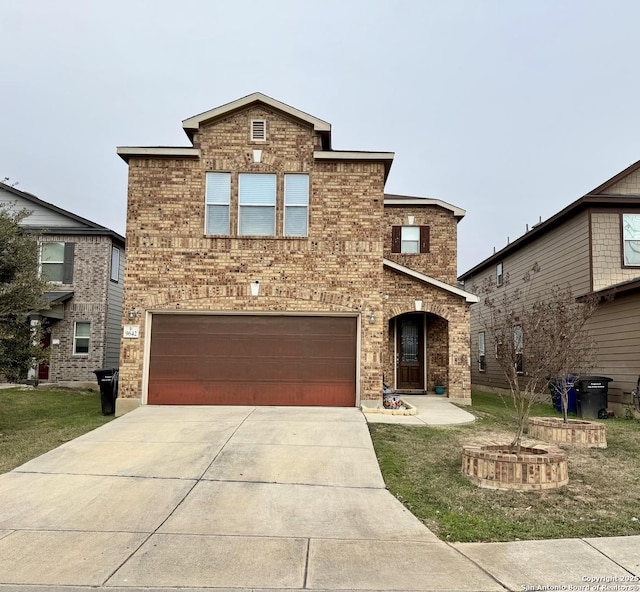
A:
147;314;357;406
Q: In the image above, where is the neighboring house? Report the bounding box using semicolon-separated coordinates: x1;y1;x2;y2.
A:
0;182;125;383
116;92;477;414
459;160;640;415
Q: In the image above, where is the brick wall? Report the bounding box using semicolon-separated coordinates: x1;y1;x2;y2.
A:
384;205;458;285
120;106;386;403
382;268;472;402
41;235;111;382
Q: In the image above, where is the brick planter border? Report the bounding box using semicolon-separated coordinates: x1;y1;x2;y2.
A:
462;439;568;491
528;417;607;448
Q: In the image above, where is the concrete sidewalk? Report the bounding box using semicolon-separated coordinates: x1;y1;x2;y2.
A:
0;404;638;591
364;394;477;425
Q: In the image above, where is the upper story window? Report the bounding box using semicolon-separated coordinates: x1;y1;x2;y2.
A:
391;226;430;254
284;174;309;237
41;241;74;284
110;246;120;282
205;172;231;235
238;173;276;236
205;172;310;238
496;262;504;286
251;119;267;141
622;213;640;266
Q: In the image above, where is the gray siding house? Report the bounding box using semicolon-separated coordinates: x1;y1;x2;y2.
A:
459;160;640;415
0;182;125;383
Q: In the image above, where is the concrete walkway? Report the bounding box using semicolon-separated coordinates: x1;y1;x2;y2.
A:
0;403;638;591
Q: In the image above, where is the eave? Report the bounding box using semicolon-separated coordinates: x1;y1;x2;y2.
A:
384;194;466;219
182;92;332;141
384;259;479;303
459;194;640;281
117;147;201;163
314;150;395;182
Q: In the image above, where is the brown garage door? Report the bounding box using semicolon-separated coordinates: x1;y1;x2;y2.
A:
147;314;357;406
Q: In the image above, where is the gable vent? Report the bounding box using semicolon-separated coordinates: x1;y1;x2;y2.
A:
251;119;266;141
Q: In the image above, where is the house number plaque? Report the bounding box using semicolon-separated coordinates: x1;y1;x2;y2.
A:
123;325;140;339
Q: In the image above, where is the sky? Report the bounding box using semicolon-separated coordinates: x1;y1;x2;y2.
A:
1;0;639;275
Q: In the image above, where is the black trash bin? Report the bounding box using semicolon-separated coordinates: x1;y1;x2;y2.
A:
575;376;612;419
94;368;119;415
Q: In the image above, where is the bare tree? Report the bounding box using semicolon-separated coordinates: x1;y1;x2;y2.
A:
472;264;598;450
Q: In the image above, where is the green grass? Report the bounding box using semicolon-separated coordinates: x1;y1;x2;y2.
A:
0;387;115;474
369;391;640;542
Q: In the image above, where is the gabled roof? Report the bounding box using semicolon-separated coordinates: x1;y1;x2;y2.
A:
586;158;640;195
182;92;331;141
458;161;640;281
0;181;125;244
383;259;479;303
384;194;466;219
118;93;395;179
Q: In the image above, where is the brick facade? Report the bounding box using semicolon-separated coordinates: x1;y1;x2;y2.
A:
384;205;459;285
39;234;122;382
118;95;473;409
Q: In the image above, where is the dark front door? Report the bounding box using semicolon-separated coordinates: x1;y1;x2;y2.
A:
396;314;424;390
38;330;51;381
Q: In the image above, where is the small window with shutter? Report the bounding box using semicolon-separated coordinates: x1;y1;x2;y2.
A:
391;226;430;254
41;242;74;284
251;119;266;141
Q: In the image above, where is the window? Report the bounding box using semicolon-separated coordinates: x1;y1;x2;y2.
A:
73;322;90;355
239;173;276;236
391;226;430;253
478;331;486;372
284;174;309;236
513;325;524;374
205;172;231;235
110;246;120;282
41;242;74;283
251;119;266;141
496;262;504;286
622;214;640;266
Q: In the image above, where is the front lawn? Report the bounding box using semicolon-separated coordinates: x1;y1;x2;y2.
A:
0;387;114;474
369;392;640;542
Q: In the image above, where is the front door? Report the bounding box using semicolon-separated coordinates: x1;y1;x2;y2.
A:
396;314;424;390
38;330;51;381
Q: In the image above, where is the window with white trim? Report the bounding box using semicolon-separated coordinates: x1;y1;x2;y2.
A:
110;246;120;282
284;174;309;236
391;226;430;253
478;331;486;372
251;119;266;141
238;173;276;236
496;262;504;286
205;172;231;235
73;321;90;355
622;213;640;266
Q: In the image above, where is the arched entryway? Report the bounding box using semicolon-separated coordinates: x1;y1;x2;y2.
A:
385;312;450;393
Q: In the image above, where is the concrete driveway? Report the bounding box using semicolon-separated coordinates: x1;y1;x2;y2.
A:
0;404;502;591
1;405;638;591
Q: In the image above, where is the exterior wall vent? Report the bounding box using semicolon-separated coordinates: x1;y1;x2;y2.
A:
251;119;266;141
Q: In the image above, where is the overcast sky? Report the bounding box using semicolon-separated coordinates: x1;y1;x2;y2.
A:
2;0;639;274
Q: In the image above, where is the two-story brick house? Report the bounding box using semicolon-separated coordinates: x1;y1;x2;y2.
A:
459;160;640;415
0;181;125;383
116;93;476;414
